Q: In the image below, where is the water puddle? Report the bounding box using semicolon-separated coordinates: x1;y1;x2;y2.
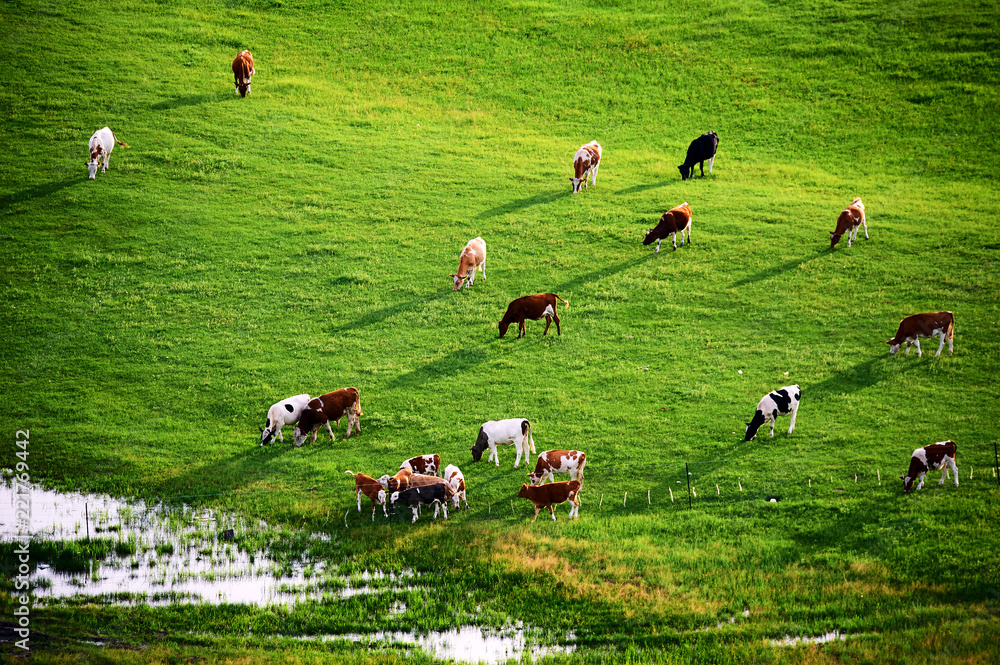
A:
772;630;845;646
0;479;415;606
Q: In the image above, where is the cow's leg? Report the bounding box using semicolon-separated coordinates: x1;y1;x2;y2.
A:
550;505;557;521
769;415;776;437
948;457;959;486
938;465;949;485
531;506;541;522
914;339;922;357
655;238;662;253
861;213;869;239
672;233;678;251
698;161;705;177
935;332;947;357
915;473;926;490
519;320;526;338
480;259;486;281
275;425;284;443
788;404;797;435
411;507;419;523
542;316;552;336
591;163;599;186
491;443;500;467
356;490;363;512
708;156;714;174
514;438;524;469
324;420;336;441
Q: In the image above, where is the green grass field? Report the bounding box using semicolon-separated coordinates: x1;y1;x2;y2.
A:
2;0;999;662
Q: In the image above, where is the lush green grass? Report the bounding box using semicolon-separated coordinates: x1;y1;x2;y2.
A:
2;0;999;662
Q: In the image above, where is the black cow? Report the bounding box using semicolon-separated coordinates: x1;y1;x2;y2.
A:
389;484;453;523
678;131;719;180
744;385;801;441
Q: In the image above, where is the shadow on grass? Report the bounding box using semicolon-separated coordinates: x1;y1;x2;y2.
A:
154;443;297;501
474;190;570;219
386;348;489;390
151;94;217;111
329;290;450;333
615;180;673;196
809;355;920;400
730;248;829;288
554;251;658;294
1;178;82;213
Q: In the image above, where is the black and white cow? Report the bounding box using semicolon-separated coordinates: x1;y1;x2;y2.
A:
678;131;718;180
902;441;958;493
744;385;801;440
260;394;310;445
470;418;536;468
389;484;453;523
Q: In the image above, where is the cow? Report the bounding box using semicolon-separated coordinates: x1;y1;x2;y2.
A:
498;293;569;339
344;470;388;519
87;127;129;180
377;467;413;493
516;480;581;522
678;131;718;180
471;418;536;468
389;484;453;523
570;141;602;193
444;464;468;510
744;385;801;441
902;441;958;493
232;50;256;97
400;454;441;478
527;450;587;486
452;237;487;291
291;388;362;446
887;311;954;357
643;202;692;253
259;393;310;445
830;198;868;249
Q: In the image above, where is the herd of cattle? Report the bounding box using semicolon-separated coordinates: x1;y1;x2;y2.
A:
87;50;961;522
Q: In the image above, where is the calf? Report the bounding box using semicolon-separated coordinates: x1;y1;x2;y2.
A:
292;388;362;446
260;394;310;445
570;141;602;193
389;484;453;523
516;480;581;522
528;450;587;486
378;467;413;493
830;198;868;249
744;385;801;441
498;293;569;339
87;127;129;180
678;131;718;180
643;202;692;253
444;464;468;510
471;418;536;468
400;454;441;477
345;470;388;519
902;441;958;493
887;311;954;357
232;49;256;97
452;237;487;290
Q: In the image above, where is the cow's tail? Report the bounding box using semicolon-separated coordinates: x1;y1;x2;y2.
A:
109;129;129;148
553;294;569;309
525;420;535;453
947;312;954;339
345;470;356;478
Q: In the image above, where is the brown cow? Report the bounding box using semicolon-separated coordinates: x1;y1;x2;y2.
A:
499;293;569;339
291;388;362;446
887;312;954;357
378;467;413;493
527;450;586;486
902;441;958;493
400;454;441;477
830;198;868;249
452;237;486;290
517;480;581;522
643;202;692;253
345;470;387;519
232;50;256;97
570;141;602;193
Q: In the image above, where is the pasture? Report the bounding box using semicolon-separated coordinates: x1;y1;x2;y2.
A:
1;0;999;662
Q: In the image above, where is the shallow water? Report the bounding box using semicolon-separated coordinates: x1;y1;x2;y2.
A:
772;631;844;646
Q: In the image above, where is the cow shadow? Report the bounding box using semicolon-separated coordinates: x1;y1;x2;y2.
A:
474;190;570;220
329;290;450;333
151;443;298;503
386;348;489;390
151;94;217;111
808;355;920;401
730;249;828;289
1;178;82;213
553;252;658;294
615;180;673;196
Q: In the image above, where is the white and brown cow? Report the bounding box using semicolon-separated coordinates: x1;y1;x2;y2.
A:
887;311;954;357
87;127;129;180
452;237;486;291
527;450;587;486
291;388;362;446
444;464;468;509
643;202;692;253
471;418;536;468
902;441;958;493
829;198;868;249
498;293;569;339
232;50;256;97
400;454;441;478
260;393;310;445
570;141;602;193
516;480;581;521
345;470;388;519
378;467;413;493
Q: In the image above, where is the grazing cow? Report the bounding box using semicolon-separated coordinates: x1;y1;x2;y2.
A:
452;237;487;291
400;454;441;478
471;418;536;468
232;50;256;97
527;450;587;486
87;127;129;180
444;464;468;509
377;467;413;493
643;202;693;253
498;293;569;339
744;385;801;441
830;198;868;249
570;141;602;193
678;131;719;180
902;441;958;493
516;480;581;522
259;393;310;445
389;484;453;523
887;311;954;357
345;470;388;519
291;388;362;446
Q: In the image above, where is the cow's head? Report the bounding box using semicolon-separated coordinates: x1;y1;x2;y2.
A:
236;81;251;97
744;410;766;441
470;427;489;461
830;231;843;249
570;177;583;193
451;274;466;291
887;339;902;355
516;483;531;499
642;228;659;246
678;164;691;180
901;475;915;493
87;147;103;180
498;319;511;338
260;420;275;445
292;409;319;446
389;490;400;504
527;471;545;486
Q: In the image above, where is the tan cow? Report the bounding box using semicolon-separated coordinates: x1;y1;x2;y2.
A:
452;237;486;290
232;50;256;97
830;198;868;249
